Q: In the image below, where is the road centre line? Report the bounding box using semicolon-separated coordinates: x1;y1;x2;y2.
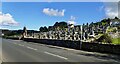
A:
18;44;24;46
13;43;17;44
12;42;37;51
44;51;68;60
26;46;38;51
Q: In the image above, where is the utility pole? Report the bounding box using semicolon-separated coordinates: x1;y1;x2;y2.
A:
80;25;82;49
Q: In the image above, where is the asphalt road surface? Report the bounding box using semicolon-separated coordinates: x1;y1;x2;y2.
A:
1;39;120;64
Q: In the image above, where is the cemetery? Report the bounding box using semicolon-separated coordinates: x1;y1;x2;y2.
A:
3;17;120;44
2;17;120;54
19;17;120;45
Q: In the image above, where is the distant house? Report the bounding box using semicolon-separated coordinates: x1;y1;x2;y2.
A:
110;19;120;27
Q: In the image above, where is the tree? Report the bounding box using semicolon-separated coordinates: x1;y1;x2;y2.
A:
39;27;44;32
23;26;27;33
83;23;85;26
54;21;67;27
53;21;67;30
54;22;59;27
23;26;27;37
86;23;89;29
101;19;106;22
86;23;89;26
107;18;111;21
90;22;94;27
115;17;119;19
39;26;48;32
43;26;48;32
48;26;54;31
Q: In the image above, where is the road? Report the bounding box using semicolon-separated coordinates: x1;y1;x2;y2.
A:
1;39;120;64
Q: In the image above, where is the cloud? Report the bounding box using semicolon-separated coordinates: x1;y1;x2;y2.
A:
100;0;119;2
0;12;19;26
68;20;76;25
68;16;76;25
43;8;65;16
104;2;118;18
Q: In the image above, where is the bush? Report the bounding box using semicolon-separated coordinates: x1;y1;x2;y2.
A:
96;33;112;44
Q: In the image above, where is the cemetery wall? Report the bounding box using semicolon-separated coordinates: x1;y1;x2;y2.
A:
5;37;20;40
5;37;120;54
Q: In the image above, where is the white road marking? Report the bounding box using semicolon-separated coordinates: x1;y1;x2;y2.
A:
13;43;17;44
44;51;68;60
26;46;37;51
18;44;24;46
24;42;27;43
13;42;37;51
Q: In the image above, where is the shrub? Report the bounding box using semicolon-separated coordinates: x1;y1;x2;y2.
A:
96;33;112;44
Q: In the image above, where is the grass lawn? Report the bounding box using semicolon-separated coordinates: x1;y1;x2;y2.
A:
112;38;120;45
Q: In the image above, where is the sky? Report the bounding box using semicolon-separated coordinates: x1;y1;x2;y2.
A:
0;2;118;30
1;0;120;2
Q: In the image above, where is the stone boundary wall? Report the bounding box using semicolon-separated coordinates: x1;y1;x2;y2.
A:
5;37;120;54
4;36;24;40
